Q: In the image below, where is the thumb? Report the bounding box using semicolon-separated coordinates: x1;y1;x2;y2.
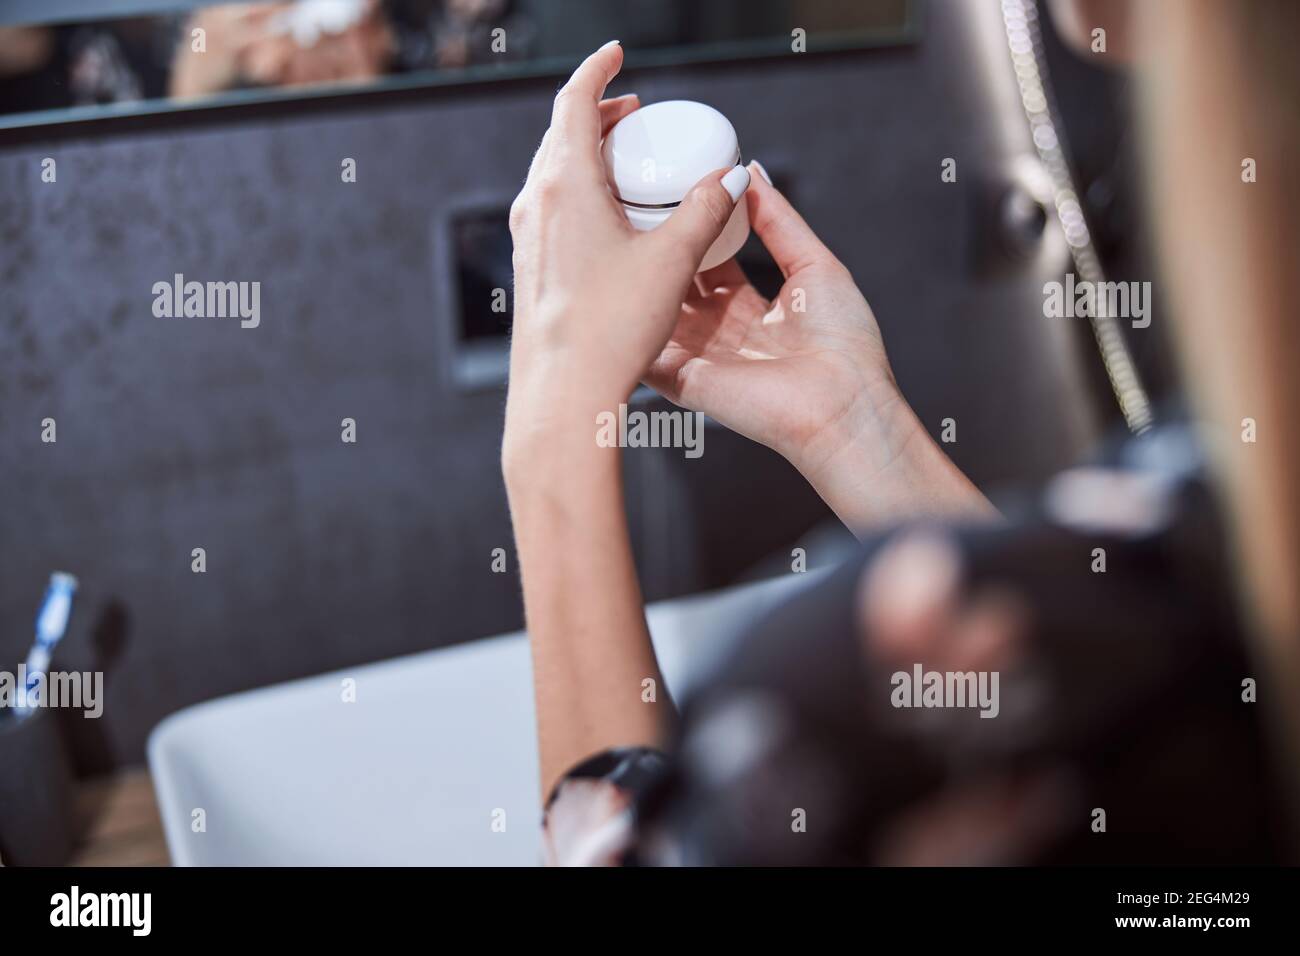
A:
651;164;751;274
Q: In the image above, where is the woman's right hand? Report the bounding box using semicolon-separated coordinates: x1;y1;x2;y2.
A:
645;165;995;529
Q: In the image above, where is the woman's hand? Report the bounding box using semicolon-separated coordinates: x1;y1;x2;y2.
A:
647;171;892;469
503;41;750;797
645;171;995;529
503;40;750;461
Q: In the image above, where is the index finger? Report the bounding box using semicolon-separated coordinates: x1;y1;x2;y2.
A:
524;95;636;190
746;161;839;278
547;40;624;171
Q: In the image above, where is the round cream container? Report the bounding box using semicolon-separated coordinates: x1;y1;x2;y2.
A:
601;100;750;272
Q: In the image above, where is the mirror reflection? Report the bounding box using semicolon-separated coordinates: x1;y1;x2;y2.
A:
0;0;911;122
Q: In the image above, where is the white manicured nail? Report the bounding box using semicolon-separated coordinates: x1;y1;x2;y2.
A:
599;39;621;50
750;159;773;186
720;164;751;203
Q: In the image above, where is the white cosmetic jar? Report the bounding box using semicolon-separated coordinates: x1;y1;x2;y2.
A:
601;100;750;272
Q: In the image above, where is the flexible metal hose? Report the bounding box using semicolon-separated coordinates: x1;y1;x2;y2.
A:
1001;0;1155;433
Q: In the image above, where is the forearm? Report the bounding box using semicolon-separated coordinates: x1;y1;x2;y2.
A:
504;389;670;799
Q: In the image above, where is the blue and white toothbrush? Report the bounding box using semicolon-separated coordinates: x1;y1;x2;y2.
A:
14;572;78;719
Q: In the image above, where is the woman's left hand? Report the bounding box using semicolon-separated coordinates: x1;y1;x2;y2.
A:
503;41;750;463
503;42;748;793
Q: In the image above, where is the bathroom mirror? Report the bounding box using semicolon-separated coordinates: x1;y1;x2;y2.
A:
0;0;916;129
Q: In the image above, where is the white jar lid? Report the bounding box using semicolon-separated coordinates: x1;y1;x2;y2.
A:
602;100;741;208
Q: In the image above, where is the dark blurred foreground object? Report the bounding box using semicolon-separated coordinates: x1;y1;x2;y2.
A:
556;426;1286;865
0;705;78;865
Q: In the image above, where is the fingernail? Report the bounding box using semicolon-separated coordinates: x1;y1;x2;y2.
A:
720;164;751;203
750;159;773;186
599;39;621;50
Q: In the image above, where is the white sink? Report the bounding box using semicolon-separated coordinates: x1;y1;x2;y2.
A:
148;574;813;865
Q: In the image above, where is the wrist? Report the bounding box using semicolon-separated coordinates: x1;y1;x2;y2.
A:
502;383;627;495
789;373;915;482
797;385;996;530
508;306;642;407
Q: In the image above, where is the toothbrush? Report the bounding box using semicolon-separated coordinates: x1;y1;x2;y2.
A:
14;572;78;719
